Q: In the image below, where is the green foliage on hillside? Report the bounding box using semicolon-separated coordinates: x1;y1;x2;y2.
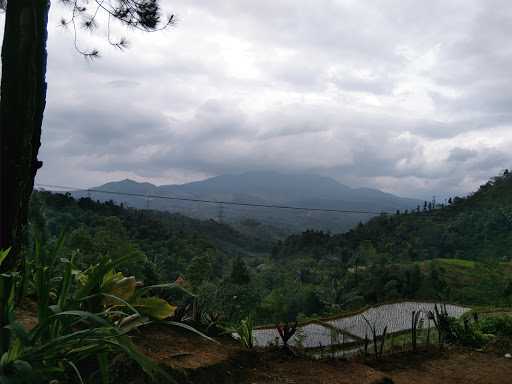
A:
30;191;273;282
28;191;274;323
266;170;512;317
30;171;512;325
276;172;512;264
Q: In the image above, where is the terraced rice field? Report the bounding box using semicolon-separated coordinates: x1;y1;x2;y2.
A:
252;301;469;351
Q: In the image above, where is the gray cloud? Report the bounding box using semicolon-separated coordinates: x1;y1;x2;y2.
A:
4;0;509;200
106;80;141;88
448;148;478;163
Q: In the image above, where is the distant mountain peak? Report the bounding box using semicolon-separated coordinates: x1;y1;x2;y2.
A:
80;171;421;233
98;178;156;193
119;178;140;184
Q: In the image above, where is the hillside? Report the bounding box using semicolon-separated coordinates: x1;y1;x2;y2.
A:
70;171;421;234
30;190;275;286
275;170;512;263
30;171;512;325
263;171;512;315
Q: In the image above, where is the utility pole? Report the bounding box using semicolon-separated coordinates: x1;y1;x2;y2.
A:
145;192;150;210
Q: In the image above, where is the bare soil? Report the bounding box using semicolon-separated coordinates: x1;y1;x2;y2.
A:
243;348;512;384
132;324;241;370
129;325;512;384
16;306;512;383
370;349;512;384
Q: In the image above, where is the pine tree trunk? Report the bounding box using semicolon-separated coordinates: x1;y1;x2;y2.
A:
0;0;50;271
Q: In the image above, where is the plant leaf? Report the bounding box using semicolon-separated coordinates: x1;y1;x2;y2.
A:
161;321;218;344
134;297;176;320
0;248;10;267
102;276;136;306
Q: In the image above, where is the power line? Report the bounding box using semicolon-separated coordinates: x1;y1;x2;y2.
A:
35;183;395;215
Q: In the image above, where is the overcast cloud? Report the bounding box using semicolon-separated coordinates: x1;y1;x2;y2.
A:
3;0;512;199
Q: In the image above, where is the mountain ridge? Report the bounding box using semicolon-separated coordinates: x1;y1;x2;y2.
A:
72;171;421;233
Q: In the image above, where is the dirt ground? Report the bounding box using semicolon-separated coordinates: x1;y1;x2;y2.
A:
242;349;512;384
131;325;512;384
244;348;512;384
244;352;387;384
371;349;512;384
132;324;241;370
15;306;512;383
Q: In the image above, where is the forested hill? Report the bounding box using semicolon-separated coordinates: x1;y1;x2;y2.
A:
274;170;512;263
29;172;512;324
30;190;275;284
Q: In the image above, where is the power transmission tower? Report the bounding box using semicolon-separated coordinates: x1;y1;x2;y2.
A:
145;192;150;210
217;203;224;223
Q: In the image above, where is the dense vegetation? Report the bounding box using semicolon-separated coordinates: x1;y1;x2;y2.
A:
270;170;512;313
27;191;272;324
30;170;512;327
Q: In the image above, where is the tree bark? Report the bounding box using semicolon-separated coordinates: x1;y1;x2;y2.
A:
0;0;49;271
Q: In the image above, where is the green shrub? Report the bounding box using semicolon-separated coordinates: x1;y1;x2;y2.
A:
449;319;489;348
480;316;512;337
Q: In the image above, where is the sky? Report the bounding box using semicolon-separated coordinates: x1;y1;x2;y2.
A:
3;0;512;199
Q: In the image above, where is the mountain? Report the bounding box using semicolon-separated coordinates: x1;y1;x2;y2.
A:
71;171;421;233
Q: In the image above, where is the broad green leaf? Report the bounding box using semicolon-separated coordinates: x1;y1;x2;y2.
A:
102;276;136;306
50;310;110;327
99;293;141;317
118;315;151;333
134;297;176;320
0;248;10;267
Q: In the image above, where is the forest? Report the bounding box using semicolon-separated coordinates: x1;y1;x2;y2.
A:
28;170;512;327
